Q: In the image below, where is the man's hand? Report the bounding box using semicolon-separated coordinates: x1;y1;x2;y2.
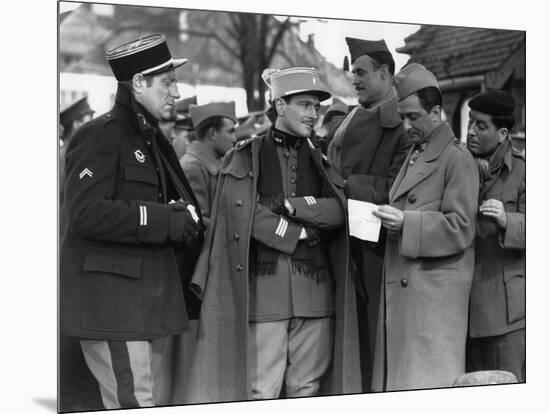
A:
479;199;507;229
373;205;404;232
259;193;286;215
168;201;203;244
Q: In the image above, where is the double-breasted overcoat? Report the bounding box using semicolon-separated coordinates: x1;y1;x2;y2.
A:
184;133;361;403
372;123;479;391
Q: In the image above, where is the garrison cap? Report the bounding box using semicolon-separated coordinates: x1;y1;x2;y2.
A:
468;90;516;116
262;67;331;102
189;101;236;129
59;96;95;131
174;115;193;130
105;34;188;81
175;96;197;115
393;63;439;101
345;37;393;64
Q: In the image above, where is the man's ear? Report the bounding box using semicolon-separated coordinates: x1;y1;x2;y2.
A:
497;127;509;143
431;105;442;122
132;73;146;94
275;98;285;117
379;64;390;81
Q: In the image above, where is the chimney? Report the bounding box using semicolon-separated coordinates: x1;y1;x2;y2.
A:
307;34;315;48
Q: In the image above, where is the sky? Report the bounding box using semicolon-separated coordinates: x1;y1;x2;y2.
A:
59;2;419;71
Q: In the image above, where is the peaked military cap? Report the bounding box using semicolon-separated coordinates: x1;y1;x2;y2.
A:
345;37;393;64
263;67;331;102
189;101;236;129
60;96;95;131
105;34;188;81
393;63;439;101
468;90;516;116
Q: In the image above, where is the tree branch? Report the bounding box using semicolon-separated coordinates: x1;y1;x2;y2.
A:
183;29;240;59
266;18;292;64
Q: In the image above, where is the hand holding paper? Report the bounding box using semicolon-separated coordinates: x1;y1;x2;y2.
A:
347;199;382;242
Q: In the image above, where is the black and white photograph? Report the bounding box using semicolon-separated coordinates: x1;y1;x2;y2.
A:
4;1;546;413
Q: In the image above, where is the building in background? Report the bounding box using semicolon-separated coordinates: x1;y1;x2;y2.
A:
397;26;525;151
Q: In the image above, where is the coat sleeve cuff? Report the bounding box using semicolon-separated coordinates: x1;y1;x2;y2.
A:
135;202;170;244
500;212;525;249
400;210;422;259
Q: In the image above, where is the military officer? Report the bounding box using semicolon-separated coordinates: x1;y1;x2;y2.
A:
465;90;525;381
60;34;204;409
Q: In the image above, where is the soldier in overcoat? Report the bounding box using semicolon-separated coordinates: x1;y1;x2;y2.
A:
184;67;361;403
465;90;525;381
326;37;410;390
372;64;479;391
60;34;204;409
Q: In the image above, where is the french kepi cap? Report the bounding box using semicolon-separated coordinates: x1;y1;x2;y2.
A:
468;90;516;116
345;37;393;64
60;96;95;131
105;34;188;81
393;63;439;101
189;101;236;129
263;67;331;102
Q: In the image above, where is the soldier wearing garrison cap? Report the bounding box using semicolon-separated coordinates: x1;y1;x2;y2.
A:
179;102;237;229
371;63;479;391
326;36;410;391
185;67;361;403
465;90;525;382
60;34;204;409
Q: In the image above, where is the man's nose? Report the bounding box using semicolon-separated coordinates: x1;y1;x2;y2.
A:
171;85;180;99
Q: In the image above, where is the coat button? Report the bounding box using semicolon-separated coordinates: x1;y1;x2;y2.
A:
248;171;254;178
235;199;243;206
290;178;296;184
407;193;416;203
284;151;290;158
401;279;408;287
146;140;151;146
233;233;240;241
236;264;243;271
290;192;296;197
291;165;297;171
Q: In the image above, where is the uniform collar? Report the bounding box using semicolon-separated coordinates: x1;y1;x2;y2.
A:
114;84;159;136
272;127;303;149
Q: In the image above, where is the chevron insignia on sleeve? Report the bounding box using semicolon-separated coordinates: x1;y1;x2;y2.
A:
79;168;93;179
275;217;288;237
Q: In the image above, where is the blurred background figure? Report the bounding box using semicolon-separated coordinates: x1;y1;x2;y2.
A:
59;96;95;174
314;98;347;152
180;101;237;229
159;96;198;160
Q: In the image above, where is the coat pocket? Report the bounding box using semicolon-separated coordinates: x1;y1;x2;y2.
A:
124;163;159;186
81;250;144;332
83;251;142;279
503;267;525;324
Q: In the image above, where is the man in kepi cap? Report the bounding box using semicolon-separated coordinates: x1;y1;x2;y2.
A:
465;90;525;382
326;36;410;392
185;67;361;403
371;63;479;391
60;34;204;409
180;102;236;229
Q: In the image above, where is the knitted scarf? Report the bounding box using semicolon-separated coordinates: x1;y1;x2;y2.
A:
474;139;511;196
252;128;328;282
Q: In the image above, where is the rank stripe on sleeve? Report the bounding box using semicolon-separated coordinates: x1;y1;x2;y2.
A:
275;217;288;237
139;205;148;226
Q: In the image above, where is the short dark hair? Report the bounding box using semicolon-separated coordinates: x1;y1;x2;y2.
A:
490;113;515;131
195;116;226;140
369;52;395;76
119;74;154;89
415;87;443;112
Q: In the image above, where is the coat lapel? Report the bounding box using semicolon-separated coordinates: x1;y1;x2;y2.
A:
390;123;455;202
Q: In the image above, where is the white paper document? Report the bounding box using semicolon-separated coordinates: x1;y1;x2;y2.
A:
347;199;382;243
